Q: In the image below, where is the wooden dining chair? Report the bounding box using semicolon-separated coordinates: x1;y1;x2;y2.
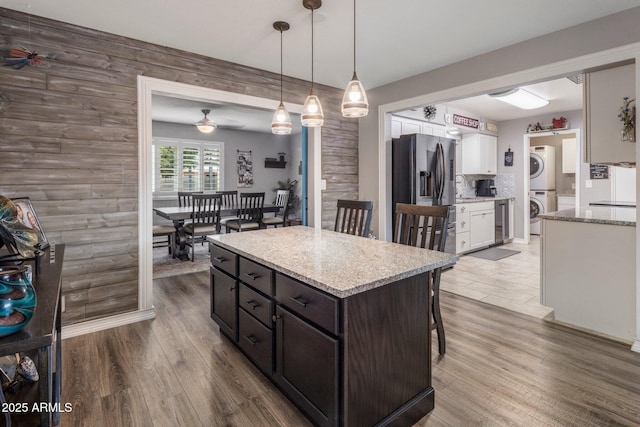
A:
216;190;239;232
152;224;174;255
393;203;450;355
178;191;203;208
183;194;222;261
334;199;373;237
260;190;290;228
225;192;265;232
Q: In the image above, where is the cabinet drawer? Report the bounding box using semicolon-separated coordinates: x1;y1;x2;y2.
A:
455;204;470;216
456;231;470;254
276;273;339;335
457;211;470;232
238;309;273;375
469;201;494;212
239;257;273;295
210;244;238;277
239;283;272;327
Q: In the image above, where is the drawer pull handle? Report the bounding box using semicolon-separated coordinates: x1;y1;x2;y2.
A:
289;296;308;308
272;314;281;322
246;300;259;310
229;286;235;292
243;335;257;346
244;272;260;281
213;257;227;263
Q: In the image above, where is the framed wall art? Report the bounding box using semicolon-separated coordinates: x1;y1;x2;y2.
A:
237;150;254;188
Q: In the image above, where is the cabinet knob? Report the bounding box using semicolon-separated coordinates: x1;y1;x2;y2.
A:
461;207;466;212
461;221;466;226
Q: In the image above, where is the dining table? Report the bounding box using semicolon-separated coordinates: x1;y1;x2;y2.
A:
154;203;278;260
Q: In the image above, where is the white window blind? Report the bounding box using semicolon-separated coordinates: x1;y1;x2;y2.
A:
152;138;224;196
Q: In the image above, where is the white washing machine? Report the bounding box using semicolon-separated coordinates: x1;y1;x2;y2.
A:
530;145;556;190
530;190;556;235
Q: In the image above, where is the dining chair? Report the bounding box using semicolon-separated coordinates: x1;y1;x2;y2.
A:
216;190;239;232
393;202;450;355
334;199;373;237
225;192;265;232
260;190;290;228
152;224;174;255
183;194;222;261
178;191;203;208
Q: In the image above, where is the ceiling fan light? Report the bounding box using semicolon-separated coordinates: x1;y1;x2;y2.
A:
341;75;369;118
272;101;292;135
301;92;324;127
489;88;549;110
196;109;216;133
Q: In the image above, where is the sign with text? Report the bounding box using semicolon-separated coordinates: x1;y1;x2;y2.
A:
453;114;479;129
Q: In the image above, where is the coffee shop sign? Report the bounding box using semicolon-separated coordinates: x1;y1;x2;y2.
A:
453;114;479;129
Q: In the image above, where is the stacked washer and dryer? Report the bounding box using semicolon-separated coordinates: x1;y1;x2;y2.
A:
529;146;556;235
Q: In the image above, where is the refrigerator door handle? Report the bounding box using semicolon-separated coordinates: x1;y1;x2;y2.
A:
435;143;445;202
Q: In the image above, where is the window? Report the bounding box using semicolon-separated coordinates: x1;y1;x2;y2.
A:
152;138;224;196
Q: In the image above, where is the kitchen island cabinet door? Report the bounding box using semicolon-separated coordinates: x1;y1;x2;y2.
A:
210;267;238;341
274;306;339;427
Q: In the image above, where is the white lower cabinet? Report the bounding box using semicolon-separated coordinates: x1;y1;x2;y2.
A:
456;201;495;253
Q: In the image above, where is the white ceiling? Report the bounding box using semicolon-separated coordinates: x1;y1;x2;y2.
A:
1;0;638;89
1;1;632;133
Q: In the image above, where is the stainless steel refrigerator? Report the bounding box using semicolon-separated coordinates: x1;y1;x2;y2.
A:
392;133;457;253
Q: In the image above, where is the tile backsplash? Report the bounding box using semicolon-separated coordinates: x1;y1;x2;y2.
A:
456;173;516;198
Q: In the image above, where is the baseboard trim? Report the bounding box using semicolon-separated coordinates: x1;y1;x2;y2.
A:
632;339;640;353
61;308;157;339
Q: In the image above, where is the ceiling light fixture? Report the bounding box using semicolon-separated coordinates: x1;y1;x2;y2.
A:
301;0;324;127
271;21;292;135
341;0;368;118
489;88;549;110
196;108;216;133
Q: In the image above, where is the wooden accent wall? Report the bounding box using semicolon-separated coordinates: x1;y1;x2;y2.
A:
0;8;358;326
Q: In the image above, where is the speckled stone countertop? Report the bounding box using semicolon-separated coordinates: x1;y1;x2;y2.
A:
539;206;636;227
207;226;458;298
455;196;514;203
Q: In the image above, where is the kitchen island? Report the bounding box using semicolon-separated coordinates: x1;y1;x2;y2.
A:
207;226;458;427
539;206;636;345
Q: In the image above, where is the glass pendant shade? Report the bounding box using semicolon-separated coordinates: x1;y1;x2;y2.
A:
196;109;216;133
301;91;324;127
341;72;369;118
272;101;292;134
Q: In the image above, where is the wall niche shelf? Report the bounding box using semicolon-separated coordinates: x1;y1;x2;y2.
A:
265;159;287;168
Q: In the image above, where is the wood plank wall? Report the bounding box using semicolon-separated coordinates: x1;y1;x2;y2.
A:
0;8;359;326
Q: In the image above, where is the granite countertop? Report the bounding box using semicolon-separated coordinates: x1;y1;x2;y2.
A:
455;196;514;204
539;206;636;227
207;226;458;298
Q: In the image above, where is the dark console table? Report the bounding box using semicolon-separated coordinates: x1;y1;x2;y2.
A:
0;244;64;426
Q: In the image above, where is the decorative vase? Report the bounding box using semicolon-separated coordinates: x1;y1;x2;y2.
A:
0;266;36;337
621;126;635;142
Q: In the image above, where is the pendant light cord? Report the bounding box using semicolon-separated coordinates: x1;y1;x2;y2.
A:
353;0;356;73
279;28;284;101
311;7;315;91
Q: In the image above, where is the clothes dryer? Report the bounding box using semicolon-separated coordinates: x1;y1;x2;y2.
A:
530;190;556;235
530;145;556;190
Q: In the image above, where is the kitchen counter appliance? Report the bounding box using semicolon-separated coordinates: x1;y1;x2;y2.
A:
476;179;497;197
495;199;512;245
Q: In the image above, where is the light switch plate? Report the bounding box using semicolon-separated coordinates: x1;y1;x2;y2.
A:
321;179;327;190
585;180;593;188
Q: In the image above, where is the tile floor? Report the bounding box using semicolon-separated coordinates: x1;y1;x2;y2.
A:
440;235;554;319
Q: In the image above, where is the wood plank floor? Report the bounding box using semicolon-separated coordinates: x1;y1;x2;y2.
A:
60;271;640;426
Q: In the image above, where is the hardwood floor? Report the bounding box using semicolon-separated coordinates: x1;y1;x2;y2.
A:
59;271;640;426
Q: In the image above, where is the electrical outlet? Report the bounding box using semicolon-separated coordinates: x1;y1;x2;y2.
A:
321;179;327;190
61;296;66;312
585;180;593;188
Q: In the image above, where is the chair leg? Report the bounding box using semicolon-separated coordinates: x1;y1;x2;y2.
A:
432;269;446;355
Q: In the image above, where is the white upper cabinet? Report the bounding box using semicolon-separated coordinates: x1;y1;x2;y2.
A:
391;116;446;138
584;63;636;164
562;138;577;173
457;133;497;175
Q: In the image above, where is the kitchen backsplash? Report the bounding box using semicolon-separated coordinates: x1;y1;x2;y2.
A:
456;173;516;198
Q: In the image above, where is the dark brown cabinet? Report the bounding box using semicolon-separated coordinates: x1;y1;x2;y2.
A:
209;242;435;427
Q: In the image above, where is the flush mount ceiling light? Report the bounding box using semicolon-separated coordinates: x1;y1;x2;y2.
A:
489;88;549;110
196;108;216;133
341;0;368;118
301;0;324;128
272;21;292;135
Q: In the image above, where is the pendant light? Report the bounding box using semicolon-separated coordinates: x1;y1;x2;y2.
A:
196;108;216;133
301;0;324;127
271;21;293;135
341;0;368;118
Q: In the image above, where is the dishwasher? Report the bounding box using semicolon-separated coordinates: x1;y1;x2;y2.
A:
494;199;512;245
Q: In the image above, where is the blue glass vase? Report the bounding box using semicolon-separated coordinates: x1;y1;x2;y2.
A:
0;266;36;337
